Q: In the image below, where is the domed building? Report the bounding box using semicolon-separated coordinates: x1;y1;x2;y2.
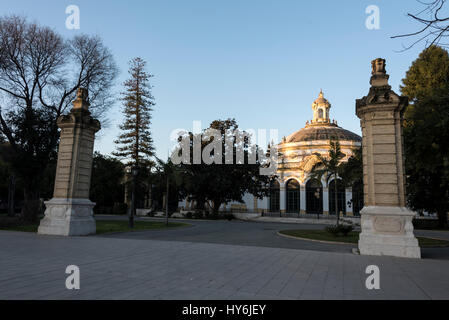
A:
179;91;363;217
233;90;362;216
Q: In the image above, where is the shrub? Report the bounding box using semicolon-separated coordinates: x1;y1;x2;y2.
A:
185;212;193;219
112;203;127;215
223;213;234;221
325;225;340;237
413;218;448;230
339;224;354;236
193;211;203;219
325;224;354;237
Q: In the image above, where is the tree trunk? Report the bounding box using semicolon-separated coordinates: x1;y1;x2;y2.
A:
21;187;40;223
335;174;339;226
7;175;15;217
437;210;448;229
212;200;222;215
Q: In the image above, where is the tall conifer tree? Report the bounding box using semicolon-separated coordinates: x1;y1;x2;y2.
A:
114;57;155;166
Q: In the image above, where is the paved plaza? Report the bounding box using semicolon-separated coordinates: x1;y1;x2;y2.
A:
1;219;449;300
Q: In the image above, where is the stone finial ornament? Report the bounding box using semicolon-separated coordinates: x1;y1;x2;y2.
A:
72;87;91;110
371;58;386;75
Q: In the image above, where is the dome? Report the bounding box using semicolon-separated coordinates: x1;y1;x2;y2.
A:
285;124;361;143
313;90;329;106
280;90;361;145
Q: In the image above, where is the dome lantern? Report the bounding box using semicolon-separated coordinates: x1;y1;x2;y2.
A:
311;89;331;124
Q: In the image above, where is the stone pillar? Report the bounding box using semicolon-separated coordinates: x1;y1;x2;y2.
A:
38;88;100;236
279;185;286;214
345;188;353;216
356;58;420;258
322;187;329;215
300;186;306;214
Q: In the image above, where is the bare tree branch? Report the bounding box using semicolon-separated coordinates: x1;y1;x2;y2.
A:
392;0;449;50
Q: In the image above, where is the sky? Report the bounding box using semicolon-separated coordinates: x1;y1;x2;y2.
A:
0;0;438;159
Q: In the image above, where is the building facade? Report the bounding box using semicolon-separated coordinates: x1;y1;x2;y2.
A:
180;91;363;216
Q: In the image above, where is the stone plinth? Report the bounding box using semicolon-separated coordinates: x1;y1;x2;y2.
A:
38;88;100;236
355;58;420;258
37;198;96;236
358;206;420;258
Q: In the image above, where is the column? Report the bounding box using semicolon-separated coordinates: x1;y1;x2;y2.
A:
356;58;420;258
345;187;353;216
323;187;329;215
38;88;100;236
300;186;306;214
280;185;286;214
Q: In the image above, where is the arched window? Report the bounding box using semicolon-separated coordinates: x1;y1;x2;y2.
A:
329;179;346;215
286;179;300;213
269;180;280;212
318;108;324;119
306;179;323;214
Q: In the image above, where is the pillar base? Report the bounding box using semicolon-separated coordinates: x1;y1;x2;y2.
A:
38;198;96;236
358;206;421;259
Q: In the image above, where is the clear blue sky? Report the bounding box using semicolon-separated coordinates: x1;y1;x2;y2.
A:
0;0;432;159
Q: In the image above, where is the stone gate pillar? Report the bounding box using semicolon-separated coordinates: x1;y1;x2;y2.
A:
355;58;420;258
38;88;101;236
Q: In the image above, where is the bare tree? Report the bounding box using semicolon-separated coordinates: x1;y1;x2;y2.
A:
0;16;118;222
392;0;449;50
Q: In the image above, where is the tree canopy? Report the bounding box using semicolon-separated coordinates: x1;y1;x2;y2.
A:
90;152;126;212
176;118;271;213
401;45;449;104
310;138;346;224
114;57;155;167
401;45;449;227
0;15;118;222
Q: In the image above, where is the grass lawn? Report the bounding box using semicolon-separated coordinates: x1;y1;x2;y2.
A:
0;219;189;235
279;229;449;247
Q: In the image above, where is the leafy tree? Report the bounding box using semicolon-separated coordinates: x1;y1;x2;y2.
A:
154;157;182;224
0;16;118;222
339;146;363;188
0;146;11;213
339;146;363;215
90;152;126;213
176;118;271;214
401;45;449;104
401;45;449;228
403;91;449;227
310;138;346;225
113;57;155;167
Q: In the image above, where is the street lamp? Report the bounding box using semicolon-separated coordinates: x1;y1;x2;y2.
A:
129;165;139;228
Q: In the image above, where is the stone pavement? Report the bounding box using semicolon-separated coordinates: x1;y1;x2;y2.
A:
0;230;448;300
